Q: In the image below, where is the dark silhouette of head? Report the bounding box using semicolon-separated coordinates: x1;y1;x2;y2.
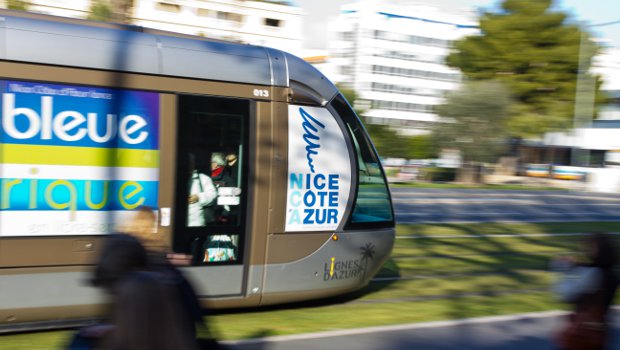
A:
585;232;617;269
107;271;198;350
92;233;148;291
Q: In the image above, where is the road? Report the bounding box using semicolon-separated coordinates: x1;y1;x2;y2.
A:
225;309;620;350
392;188;620;223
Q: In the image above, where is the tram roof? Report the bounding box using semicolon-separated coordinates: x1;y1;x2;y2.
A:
0;10;337;104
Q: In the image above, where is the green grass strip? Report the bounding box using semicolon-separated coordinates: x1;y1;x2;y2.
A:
209;291;564;340
0;330;72;350
362;270;553;300
377;253;555;277
396;222;620;237
0;292;563;348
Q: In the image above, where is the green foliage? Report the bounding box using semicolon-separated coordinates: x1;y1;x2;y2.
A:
365;124;438;159
88;0;113;22
364;123;407;158
110;0;135;24
433;80;511;163
446;0;603;138
337;84;358;107
336;83;365;116
407;135;436;159
87;0;134;23
7;0;28;11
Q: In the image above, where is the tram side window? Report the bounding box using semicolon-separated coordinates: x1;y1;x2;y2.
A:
175;95;248;265
330;95;394;227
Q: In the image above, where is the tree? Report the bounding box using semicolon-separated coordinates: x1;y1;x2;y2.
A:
110;0;134;24
406;135;436;159
88;0;134;24
432;80;511;164
337;84;365;116
447;0;603;139
364;123;409;158
7;0;28;11
88;0;113;22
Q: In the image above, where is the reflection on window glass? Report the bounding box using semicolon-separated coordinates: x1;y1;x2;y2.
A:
331;95;393;226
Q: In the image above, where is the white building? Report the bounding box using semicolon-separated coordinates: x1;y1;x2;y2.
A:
1;0;303;55
327;1;478;135
592;46;620;120
132;0;303;54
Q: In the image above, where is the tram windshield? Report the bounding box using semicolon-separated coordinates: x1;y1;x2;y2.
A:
330;95;394;228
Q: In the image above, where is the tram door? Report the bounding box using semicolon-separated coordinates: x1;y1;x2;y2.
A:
173;95;250;297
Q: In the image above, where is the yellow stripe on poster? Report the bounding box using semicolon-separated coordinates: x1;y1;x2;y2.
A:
1;144;159;168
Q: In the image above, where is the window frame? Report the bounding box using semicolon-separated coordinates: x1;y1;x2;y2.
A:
328;94;395;230
172;93;252;265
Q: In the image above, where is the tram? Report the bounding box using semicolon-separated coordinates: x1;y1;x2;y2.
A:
0;10;395;332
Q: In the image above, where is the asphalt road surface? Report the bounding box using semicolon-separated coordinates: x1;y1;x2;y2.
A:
225;309;620;350
392;188;620;223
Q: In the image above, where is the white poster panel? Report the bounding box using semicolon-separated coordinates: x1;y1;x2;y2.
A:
286;105;351;232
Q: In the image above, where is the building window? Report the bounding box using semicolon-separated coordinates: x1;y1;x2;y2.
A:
370;100;435;113
217;11;242;22
340;66;353;76
342;31;355;41
371;82;443;97
371;65;460;82
264;18;281;27
156;2;181;13
373;30;450;48
196;8;213;17
374;50;445;64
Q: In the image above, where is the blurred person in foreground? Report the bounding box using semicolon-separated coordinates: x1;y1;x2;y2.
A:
119;207;223;348
68;227;221;348
68;234;200;350
119;207;206;335
103;271;199;350
551;232;619;350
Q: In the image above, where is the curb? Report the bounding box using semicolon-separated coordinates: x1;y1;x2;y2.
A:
222;307;620;345
220;309;569;345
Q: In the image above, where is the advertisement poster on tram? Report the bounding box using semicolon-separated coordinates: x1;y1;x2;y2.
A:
0;80;159;236
286;105;351;232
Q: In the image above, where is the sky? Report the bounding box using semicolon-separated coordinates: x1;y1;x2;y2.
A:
294;0;620;49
